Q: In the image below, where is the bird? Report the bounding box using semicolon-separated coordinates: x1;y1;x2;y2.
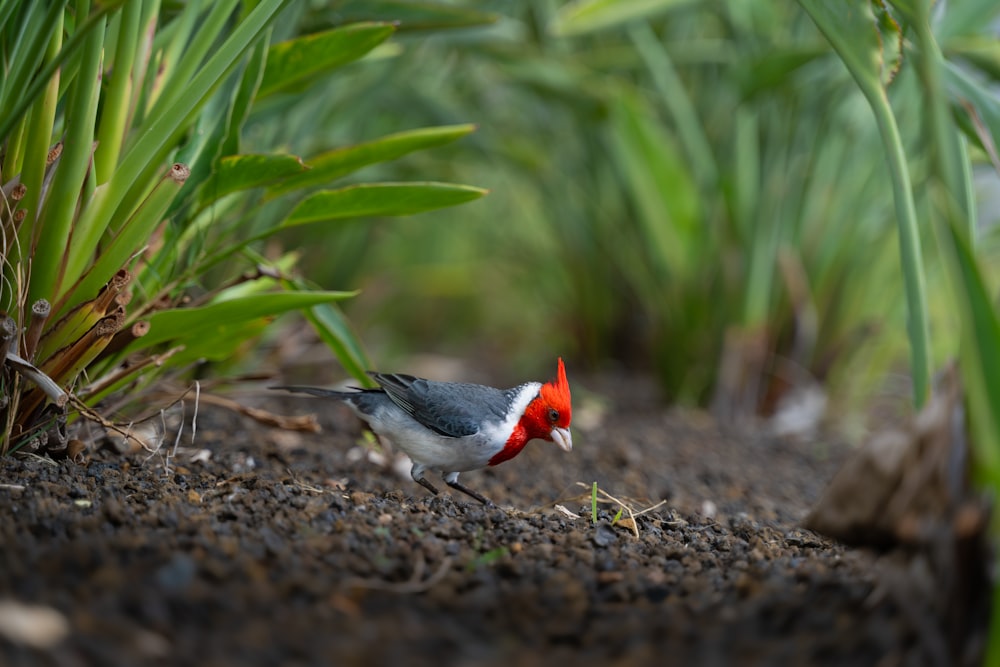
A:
273;358;573;505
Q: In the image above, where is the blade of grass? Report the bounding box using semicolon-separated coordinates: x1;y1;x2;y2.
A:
94;0;141;184
29;0;106;305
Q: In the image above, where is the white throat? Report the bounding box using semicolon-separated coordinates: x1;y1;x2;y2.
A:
479;382;541;446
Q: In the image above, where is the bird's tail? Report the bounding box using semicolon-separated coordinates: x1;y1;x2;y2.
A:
269;385;365;399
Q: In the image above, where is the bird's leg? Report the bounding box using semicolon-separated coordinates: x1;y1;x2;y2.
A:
414;476;441;496
410;464;440;496
443;472;494;506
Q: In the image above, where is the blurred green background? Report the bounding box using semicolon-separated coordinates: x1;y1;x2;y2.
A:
257;0;1000;429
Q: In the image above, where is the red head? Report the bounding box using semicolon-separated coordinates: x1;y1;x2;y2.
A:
490;358;573;466
537;356;572;434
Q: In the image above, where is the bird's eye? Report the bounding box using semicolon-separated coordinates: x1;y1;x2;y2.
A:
547;408;560;423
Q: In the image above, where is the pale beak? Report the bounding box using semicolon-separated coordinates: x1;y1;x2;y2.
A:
550;427;573;452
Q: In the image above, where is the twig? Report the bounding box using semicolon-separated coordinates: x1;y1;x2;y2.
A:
18;453;58;466
68;395;158;454
342;555;453;594
632;499;670;517
286;468;327;494
193;392;320;432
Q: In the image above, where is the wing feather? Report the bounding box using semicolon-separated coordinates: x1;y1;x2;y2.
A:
367;372;513;438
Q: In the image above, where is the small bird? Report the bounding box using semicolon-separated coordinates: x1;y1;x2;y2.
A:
274;359;573;505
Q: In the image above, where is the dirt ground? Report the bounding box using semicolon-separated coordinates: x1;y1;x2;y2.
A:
0;371;988;666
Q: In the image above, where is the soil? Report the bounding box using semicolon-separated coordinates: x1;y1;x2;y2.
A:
0;373;988;666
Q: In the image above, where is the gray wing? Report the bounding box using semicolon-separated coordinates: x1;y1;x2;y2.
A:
367;372;514;438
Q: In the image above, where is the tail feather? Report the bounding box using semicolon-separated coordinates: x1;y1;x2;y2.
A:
270;385;366;399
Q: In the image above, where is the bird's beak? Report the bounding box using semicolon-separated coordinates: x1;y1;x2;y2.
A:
550;426;573;452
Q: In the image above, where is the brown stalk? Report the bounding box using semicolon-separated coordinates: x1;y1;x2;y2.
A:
19;308;125;424
36;142;63;216
41;306;125;384
23;299;50;361
92;269;132;315
40;269;131;359
95;320;149;362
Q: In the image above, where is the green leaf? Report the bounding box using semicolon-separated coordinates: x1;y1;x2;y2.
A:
945;61;1000;170
797;0;902;90
941;219;1000;485
324;1;499;31
283;182;488;226
303;299;374;386
799;0;930;407
550;0;696;37
258;22;396;99
200;153;309;204
947;36;1000;83
608;94;700;280
221;35;270;158
128;290;356;352
266;124;477;198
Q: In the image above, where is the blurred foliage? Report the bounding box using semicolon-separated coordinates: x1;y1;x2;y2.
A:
256;0;998;423
799;0;1000;659
0;0;487;454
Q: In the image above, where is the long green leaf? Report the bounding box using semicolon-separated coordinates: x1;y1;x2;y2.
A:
12;11;63;271
608;94;700;280
143;0;240;121
304;300;374;386
258;23;395;99
327;1;499;31
798;0;931;407
0;1;123;144
94;0;141;183
283;182;488;226
125;290;356;353
945;61;1000;170
199;154;309;205
63;164;190;315
30;2;106;305
942;222;1000;484
550;0;696;37
265;124;477;198
0;1;66;125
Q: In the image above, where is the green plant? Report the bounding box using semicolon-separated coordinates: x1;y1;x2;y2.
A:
0;1;487;454
798;0;1000;659
466;546;508;572
591;480;598;524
